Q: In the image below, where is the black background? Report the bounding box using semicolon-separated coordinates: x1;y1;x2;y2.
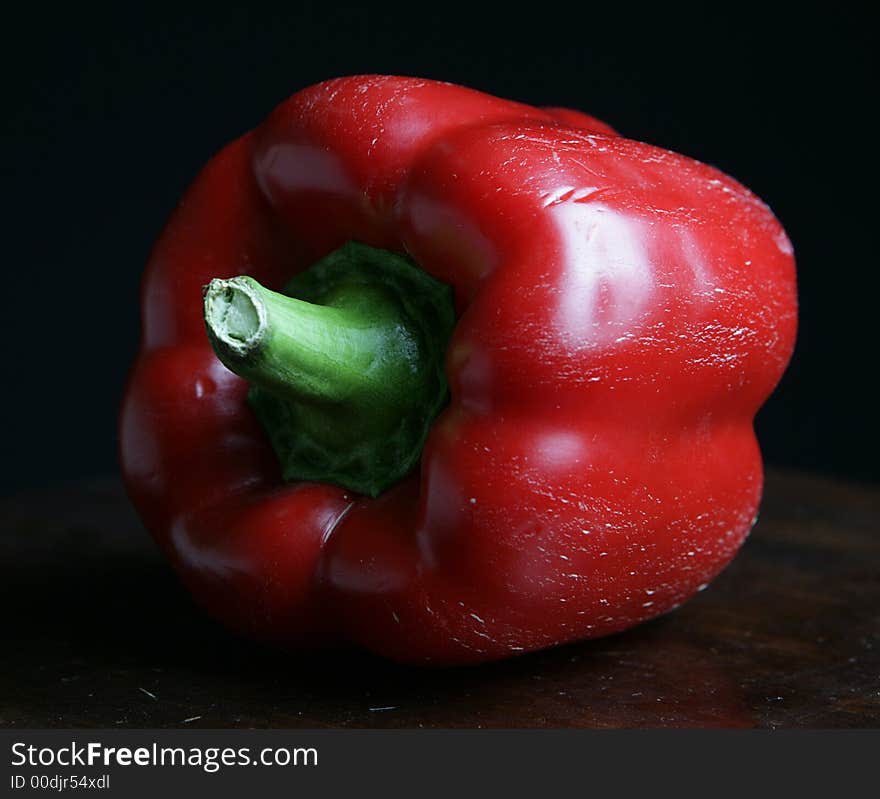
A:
2;4;875;492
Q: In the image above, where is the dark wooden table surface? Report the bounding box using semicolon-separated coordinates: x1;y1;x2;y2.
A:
1;470;877;729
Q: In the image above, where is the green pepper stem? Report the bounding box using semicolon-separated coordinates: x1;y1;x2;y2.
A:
201;242;455;497
204;276;384;404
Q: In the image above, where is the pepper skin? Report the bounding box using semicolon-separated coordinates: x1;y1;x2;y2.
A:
120;75;797;665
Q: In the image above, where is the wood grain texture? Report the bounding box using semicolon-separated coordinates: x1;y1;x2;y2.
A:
1;470;877;728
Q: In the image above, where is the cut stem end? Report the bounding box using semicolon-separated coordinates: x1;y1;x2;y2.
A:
204;277;267;357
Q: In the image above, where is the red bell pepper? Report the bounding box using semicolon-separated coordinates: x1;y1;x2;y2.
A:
120;75;797;664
